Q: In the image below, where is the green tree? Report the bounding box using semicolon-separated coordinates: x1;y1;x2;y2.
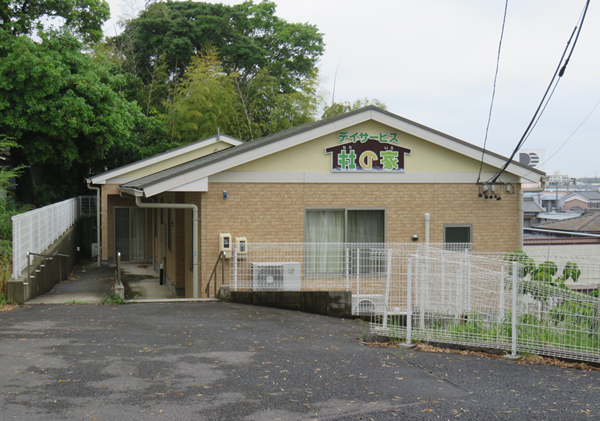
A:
0;136;31;291
166;48;238;145
0;30;144;205
121;1;324;93
322;98;387;120
0;0;110;42
232;68;322;140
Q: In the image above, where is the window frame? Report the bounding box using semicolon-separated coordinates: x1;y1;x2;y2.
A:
303;207;387;243
443;224;473;252
304;207;387;277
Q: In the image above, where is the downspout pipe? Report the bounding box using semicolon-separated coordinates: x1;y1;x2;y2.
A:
519;176;548;250
424;213;430;244
86;182;101;267
134;196;200;299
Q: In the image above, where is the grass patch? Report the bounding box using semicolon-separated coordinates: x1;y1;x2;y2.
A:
100;293;130;305
66;300;87;305
0;293;18;312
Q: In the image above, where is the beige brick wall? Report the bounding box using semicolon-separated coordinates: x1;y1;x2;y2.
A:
189;182;520;298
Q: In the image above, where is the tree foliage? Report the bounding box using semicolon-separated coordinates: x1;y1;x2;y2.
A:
166;48;238;144
322;98;387;119
0;0;385;205
0;30;144;204
120;1;324;93
0;0;110;42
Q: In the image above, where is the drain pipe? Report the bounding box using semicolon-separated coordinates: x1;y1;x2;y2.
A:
424;213;430;244
133;196;200;298
519;176;548;250
86;182;101;266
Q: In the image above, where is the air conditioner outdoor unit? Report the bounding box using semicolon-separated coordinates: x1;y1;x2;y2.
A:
352;294;386;315
251;262;301;291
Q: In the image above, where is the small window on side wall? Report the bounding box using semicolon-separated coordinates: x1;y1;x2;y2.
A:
444;225;472;252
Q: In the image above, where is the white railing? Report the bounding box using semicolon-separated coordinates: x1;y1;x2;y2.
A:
230;242;600;363
11;196;96;279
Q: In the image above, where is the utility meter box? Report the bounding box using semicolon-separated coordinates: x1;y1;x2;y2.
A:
219;233;232;259
235;237;248;258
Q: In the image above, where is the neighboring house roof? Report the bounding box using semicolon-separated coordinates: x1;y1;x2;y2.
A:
118;106;546;198
563;191;600;203
534;212;600;233
536;211;580;221
567;206;585;215
523;197;545;213
87;134;243;185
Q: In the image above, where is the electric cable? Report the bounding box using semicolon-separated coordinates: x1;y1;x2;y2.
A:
488;0;590;184
520;96;600;181
477;0;509;183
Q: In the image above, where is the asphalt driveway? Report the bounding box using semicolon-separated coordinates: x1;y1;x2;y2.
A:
0;302;598;420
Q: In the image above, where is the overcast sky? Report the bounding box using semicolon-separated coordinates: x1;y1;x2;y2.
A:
104;0;600;178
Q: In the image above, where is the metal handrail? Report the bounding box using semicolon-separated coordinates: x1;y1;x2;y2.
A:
205;251;225;297
26;251;70;286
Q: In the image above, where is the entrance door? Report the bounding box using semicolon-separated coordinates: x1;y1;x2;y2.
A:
115;208;147;261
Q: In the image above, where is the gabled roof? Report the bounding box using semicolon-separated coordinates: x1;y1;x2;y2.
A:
87;134;243;185
119;106;546;198
563;191;600;202
534;212;600;233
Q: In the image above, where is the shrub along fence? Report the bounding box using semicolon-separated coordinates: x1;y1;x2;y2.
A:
230;243;600;363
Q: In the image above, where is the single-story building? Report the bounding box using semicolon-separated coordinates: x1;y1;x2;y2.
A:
562;190;600;211
87;106;545;298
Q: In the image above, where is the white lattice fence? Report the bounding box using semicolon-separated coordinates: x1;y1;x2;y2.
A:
11;196;96;279
230;242;600;363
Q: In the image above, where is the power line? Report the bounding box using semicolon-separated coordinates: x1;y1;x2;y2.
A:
477;0;509;183
488;0;590;184
521;97;600;181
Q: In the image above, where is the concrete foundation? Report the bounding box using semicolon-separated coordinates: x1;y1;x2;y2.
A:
8;220;84;304
221;287;352;318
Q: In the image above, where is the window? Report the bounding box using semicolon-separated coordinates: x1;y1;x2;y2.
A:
444;225;472;252
305;209;385;275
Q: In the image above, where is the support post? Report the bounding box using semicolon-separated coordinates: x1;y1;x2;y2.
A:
400;258;416;349
356;248;360;296
504;261;522;361
383;250;392;329
345;248;349;292
234;246;238;291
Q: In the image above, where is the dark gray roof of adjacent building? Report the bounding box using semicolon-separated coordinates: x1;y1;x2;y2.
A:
120;106;546;193
565;191;600;200
523;197;544;213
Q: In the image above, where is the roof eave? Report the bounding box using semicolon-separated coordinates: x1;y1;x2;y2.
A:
121;106;546;195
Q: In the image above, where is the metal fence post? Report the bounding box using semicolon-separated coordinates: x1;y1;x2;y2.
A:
345;247;349;292
400;258;416;349
383;250;392;329
503;261;522;361
356;248;360;296
234;246;238;291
